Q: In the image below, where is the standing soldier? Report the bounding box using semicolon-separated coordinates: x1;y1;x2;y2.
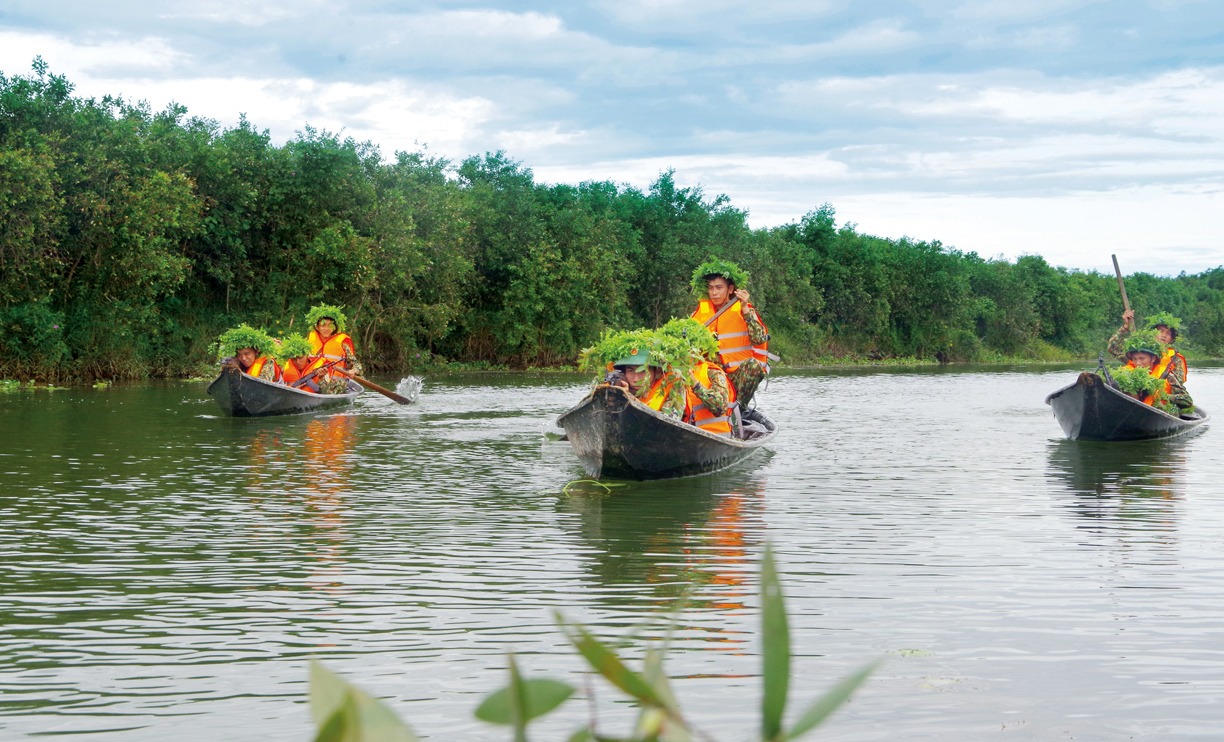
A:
689;259;774;406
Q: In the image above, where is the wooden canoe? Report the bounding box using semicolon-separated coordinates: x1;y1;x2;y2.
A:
557;384;776;480
1045;371;1209;441
206;367;361;417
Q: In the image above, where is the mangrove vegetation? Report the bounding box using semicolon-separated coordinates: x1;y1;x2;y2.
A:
3;60;1223;380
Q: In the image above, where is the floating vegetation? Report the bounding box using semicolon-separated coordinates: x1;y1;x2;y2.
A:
92;380;111;388
561;479;629;496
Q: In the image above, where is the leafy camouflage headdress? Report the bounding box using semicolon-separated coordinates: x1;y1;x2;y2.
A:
656;317;720;361
276;334;315;361
579;324;711;384
306;304;348;334
1144;311;1182;341
690;258;749;295
1123;330;1163;357
217;324;276;359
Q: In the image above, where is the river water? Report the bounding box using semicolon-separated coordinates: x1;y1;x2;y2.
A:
2;364;1222;741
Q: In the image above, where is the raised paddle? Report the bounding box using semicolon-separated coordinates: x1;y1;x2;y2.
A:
333;367;414;405
1112;254;1131;315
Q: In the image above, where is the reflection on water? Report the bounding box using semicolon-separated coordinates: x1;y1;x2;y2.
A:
560;459;769;615
1046;439;1185;535
3;367;1224;741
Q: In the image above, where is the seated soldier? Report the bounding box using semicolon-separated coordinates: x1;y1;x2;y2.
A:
1121;332;1193;412
277;335;321;393
657;317;737;437
608;349;687;419
218;325;281;382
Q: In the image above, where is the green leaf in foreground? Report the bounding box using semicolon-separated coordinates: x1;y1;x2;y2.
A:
760;545;790;742
784;660;882;741
309;661;416;742
556;612;669;710
475;664;575;726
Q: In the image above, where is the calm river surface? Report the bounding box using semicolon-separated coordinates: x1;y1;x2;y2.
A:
3;364;1223;741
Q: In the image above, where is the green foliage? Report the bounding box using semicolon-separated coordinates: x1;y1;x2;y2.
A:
216;324;275;358
656;318;720;360
1123;330;1163;356
307;546;876;742
690;257;750;294
276;334;314;360
578;324;710;387
1112;365;1164;398
3;61;1223;380
307;304;350;334
1144;311;1182;332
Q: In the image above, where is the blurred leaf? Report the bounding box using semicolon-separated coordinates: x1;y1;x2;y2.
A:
556;613;668;709
309;661;417;742
760;546;790;742
475;665;574;726
785;661;881;740
565;727;593;742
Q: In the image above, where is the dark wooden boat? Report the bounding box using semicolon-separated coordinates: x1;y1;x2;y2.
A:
206;367;362;417
1045;371;1209;441
556;384;777;479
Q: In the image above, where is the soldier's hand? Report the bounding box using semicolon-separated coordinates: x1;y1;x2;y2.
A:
1122;309;1135;328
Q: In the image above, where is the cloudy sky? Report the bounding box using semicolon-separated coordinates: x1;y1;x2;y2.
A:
2;0;1222;275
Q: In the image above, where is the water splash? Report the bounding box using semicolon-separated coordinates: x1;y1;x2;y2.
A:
396;375;424;402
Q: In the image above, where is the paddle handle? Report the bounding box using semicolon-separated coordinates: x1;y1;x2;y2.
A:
1111;254;1131;314
702;295;742;327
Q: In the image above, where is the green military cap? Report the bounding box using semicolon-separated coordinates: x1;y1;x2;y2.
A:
613;348;651;368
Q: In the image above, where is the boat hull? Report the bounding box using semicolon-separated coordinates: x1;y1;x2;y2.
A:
1045;372;1208;441
556;385;776;480
206;368;361;417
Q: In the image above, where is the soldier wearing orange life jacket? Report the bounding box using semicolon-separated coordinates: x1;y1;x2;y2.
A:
1118;330;1194;412
304;304;361;394
276;334;321;393
217;324;281;382
689;259;774;407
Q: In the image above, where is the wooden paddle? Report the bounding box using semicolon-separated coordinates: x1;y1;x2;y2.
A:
333;368;414;405
701;295;742;327
1112;254;1131;315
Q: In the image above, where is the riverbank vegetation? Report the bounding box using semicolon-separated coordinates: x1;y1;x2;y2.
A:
3;61;1223;380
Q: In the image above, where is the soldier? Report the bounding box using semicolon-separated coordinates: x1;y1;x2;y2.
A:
218;325;281;382
689;259;773;406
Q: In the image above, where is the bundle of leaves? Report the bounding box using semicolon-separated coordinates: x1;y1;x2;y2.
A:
276;334;315;361
306;304;349;333
690;257;750;294
579;326;709;390
1122;330;1164;357
1112;364;1164;398
656;317;720;360
216;325;276;359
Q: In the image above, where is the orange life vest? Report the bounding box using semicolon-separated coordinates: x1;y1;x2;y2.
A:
691;299;772;372
308;330;356;365
642;376;675;412
246;356;281;382
684;361;736;437
280;358;320;393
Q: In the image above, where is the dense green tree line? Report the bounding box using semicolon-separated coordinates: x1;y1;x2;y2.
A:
2;61;1222;379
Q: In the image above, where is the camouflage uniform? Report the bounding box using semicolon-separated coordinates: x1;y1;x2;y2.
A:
317;350;362;395
727;304;769;406
690;364;732;416
634;371;688;419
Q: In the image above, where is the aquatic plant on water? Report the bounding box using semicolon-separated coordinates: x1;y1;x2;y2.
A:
306;546;878;741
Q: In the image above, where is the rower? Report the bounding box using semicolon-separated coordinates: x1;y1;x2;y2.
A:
218;324;281;382
306;304;361;395
1108;311;1188;387
689;259;774;407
